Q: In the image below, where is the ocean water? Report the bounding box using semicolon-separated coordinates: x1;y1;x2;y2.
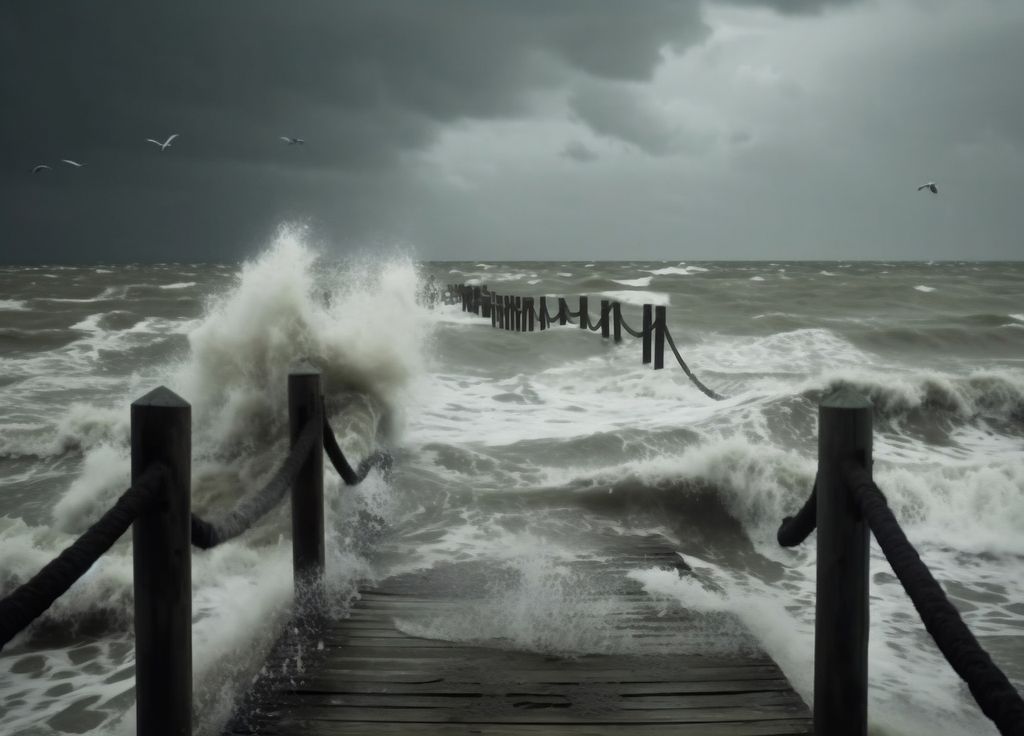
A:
1;228;1023;735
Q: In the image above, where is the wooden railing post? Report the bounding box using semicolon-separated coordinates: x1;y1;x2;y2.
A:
132;387;191;736
815;389;871;736
653;306;665;369
642;304;652;364
579;296;588;330
539;296;548;330
289;365;325;604
600;300;610;339
526;298;535;331
613;302;622;343
558;298;568;326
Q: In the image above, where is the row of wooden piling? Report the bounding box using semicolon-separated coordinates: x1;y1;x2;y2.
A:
449;283;668;370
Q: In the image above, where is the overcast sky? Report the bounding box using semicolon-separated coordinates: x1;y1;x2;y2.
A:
2;0;1022;263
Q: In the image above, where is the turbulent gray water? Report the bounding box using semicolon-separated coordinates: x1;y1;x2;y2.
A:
1;237;1023;735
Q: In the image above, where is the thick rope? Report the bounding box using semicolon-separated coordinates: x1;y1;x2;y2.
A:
617;313;650;339
0;464;168;650
191;412;320;550
323;411;392;486
776;481;817;547
663;327;725;401
843;461;1024;736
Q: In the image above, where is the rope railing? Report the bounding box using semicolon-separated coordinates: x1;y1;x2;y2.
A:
448;283;724;401
0;463;169;650
843;460;1024;735
190;411;320;549
323;406;393;486
776;390;1024;736
663;326;725;401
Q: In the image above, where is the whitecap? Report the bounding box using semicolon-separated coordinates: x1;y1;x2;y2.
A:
159;281;197;290
611;277;652;287
749;276;765;282
643;266;709;276
0;299;27;311
914;285;936;293
600;290;670;307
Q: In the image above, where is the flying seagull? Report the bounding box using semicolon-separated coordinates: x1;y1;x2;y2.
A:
280;136;305;145
917;182;938;194
146;133;179;150
61;159;84;168
32;164;51;173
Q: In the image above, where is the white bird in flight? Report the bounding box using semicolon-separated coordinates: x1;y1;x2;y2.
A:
32;164;51;173
280;136;305;145
61;159;84;168
917;181;938;194
146;134;179;151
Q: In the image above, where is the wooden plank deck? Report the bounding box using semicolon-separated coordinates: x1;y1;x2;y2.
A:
228;538;811;735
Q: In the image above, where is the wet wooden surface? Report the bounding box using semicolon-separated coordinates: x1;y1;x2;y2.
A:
228;538;812;735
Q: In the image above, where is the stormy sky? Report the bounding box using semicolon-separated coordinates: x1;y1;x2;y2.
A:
1;0;1022;263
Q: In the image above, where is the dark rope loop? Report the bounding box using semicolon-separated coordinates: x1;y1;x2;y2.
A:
842;460;1024;735
776;480;817;547
323;403;392;486
0;463;169;650
617;313;650;339
191;410;320;550
662;327;725;401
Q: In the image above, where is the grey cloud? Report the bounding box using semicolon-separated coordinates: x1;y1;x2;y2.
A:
561;140;599;163
0;0;716;261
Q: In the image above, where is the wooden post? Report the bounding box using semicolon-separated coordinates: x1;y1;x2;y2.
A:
490;294;497;328
526;298;535;332
473;286;482;315
132;387;192;736
579;296;588;330
642;304;652;364
653;306;666;369
289;365;325;604
613;302;622;343
815;389;872;736
600;300;610;339
539;296;548;331
515;297;522;332
558;298;568;326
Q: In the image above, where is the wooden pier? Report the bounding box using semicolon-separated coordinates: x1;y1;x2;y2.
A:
229;536;812;735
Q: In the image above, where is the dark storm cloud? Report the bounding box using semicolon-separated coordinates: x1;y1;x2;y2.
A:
0;0;714;261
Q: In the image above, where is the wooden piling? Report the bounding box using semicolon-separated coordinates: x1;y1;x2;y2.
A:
490;294;497;328
289;365;325;604
131;386;192;736
815;389;872;736
558;298;568;326
613;302;622;343
473;286;482;315
515;297;522;332
504;295;512;331
539;296;548;331
526;298;535;331
579;296;588;330
600;300;610;339
653;306;666;370
642;305;652;364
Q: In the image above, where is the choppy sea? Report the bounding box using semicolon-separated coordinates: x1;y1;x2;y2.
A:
1;228;1022;735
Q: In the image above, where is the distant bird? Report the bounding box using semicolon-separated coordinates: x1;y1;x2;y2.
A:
917;182;938;194
146;134;179;151
32;164;51;173
280;136;305;145
60;159;84;168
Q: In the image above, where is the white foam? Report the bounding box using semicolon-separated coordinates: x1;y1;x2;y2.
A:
159;281;197;290
915;285;936;292
643;266;709;276
0;299;27;311
611;277;652;287
600;290;670;307
749;276;765;281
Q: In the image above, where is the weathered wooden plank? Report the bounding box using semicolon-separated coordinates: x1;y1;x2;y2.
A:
234;719;814;735
260;702;809;723
286;679;798;697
